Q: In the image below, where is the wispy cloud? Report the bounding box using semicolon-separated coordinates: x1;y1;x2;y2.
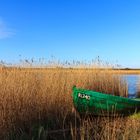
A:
0;17;15;39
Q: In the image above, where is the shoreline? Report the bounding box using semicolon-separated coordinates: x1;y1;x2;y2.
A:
1;66;140;74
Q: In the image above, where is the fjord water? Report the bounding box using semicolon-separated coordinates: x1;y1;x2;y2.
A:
123;75;140;98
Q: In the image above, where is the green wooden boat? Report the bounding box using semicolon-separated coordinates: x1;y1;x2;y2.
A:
72;86;140;116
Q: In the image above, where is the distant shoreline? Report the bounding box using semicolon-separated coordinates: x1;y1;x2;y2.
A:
107;69;140;75
1;66;140;74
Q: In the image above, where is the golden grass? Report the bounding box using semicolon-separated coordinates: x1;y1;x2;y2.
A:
0;67;139;140
108;69;140;75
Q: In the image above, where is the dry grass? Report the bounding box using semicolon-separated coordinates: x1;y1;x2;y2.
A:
136;77;140;98
109;69;140;75
0;67;139;140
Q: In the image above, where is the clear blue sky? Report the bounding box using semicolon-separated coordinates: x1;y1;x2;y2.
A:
0;0;140;68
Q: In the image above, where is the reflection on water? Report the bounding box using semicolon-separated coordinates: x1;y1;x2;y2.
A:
123;75;140;98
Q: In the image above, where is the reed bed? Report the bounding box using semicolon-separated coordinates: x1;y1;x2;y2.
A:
136;78;140;98
0;67;139;140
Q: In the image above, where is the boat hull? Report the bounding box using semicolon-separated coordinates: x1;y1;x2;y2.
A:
72;86;140;116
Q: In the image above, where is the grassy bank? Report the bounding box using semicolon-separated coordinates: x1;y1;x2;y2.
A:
0;67;139;140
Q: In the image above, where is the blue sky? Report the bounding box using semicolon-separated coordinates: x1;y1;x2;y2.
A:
0;0;140;68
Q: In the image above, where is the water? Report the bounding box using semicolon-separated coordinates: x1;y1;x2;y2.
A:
123;75;140;98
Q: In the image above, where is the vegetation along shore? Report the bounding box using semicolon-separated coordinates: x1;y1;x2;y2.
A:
0;67;139;140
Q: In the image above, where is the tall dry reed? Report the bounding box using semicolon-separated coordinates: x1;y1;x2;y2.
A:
136;78;140;98
0;67;139;140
